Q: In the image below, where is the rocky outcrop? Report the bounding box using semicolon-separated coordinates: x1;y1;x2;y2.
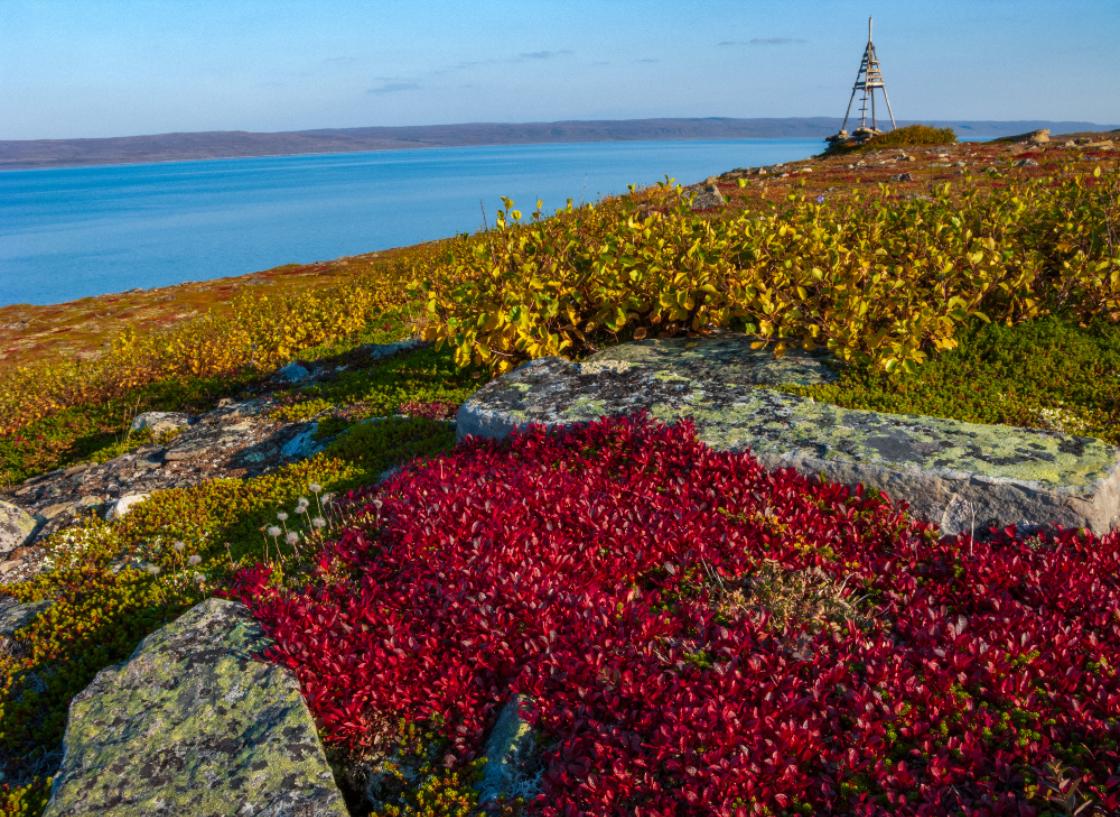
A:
105;493;150;521
0;501;37;558
129;411;191;438
2;398;311;569
43;598;347;817
275;361;312;384
477;696;540;804
1;339;427;582
458;335;1120;535
686;178;726;210
0;597;49;639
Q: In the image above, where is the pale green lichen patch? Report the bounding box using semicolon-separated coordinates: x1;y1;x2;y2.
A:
586;334;836;387
44;598;347;817
670;389;1117;491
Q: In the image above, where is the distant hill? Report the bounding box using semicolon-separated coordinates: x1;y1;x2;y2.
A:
1;117;1115;170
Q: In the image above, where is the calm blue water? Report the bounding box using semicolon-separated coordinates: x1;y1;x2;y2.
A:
0;138;820;306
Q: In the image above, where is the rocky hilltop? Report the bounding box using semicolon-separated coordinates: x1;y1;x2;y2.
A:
1;130;1119;816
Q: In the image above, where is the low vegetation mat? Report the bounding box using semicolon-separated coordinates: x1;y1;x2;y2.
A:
234;415;1120;816
3;139;1119;816
792;315;1120;443
823;124;958;155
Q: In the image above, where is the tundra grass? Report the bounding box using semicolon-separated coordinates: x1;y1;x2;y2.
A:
790;316;1120;444
0;309;417;487
0;344;481;813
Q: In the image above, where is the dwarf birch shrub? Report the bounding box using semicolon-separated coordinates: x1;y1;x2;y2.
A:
416;165;1120;373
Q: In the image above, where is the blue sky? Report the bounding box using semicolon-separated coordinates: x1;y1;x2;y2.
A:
2;0;1118;139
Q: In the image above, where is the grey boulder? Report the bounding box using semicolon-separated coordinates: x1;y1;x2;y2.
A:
130;411;191;438
0;500;37;558
275;361;313;384
457;335;1120;536
477;696;540;804
44;598;347;817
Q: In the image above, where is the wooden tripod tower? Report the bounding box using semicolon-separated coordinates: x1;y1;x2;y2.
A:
840;17;897;134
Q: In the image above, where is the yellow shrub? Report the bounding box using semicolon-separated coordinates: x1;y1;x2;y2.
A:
415;166;1120;374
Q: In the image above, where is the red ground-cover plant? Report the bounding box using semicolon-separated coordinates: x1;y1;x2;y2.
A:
231;415;1120;816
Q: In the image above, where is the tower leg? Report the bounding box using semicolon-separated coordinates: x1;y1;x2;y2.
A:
880;84;897;130
840;54;866;132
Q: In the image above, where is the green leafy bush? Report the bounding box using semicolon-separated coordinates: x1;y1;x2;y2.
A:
825;123;957;154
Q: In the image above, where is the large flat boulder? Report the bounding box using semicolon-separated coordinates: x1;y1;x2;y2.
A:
458;336;1120;535
44;598;347;817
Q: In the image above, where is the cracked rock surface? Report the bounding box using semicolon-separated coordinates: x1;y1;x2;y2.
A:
0;339;426;582
43;598;347;817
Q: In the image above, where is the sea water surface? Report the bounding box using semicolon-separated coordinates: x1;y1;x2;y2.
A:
0;138;820;306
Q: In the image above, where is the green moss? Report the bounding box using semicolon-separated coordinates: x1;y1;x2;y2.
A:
324;418;455;473
790;317;1120;445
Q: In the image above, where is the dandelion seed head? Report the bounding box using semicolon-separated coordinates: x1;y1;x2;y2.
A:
267;525;282;538
285;531;300;546
277;511;289;521
172;540;186;552
312;517;327;529
309;482;322;494
188;554;202;566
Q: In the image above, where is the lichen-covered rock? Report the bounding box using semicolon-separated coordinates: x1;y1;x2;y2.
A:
458;335;1120;535
105;492;150;521
689;184;725;210
275;361;312;384
477;696;540;804
43;598;347;817
280;423;323;460
0;597;48;637
0;597;49;660
129;411;191;437
0;500;37;558
362;338;425;361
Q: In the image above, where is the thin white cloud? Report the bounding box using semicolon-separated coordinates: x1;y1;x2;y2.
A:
718;37;807;46
366;80;422;95
517;49;573;61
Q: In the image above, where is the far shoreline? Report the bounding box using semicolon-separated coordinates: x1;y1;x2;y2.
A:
0;134;821;175
2;116;1114;172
